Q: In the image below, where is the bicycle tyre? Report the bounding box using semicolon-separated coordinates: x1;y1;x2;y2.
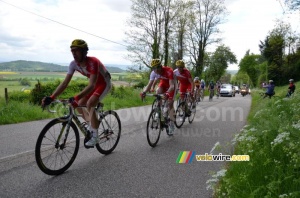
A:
96;110;121;155
175;102;185;128
151;98;158;111
146;109;162;147
201;90;204;101
35;118;80;175
188;101;196;123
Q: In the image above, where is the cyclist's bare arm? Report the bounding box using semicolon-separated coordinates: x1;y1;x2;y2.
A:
143;79;154;93
167;78;175;93
51;74;73;98
150;79;158;92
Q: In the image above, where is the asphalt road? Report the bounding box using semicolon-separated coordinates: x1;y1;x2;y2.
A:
0;94;251;198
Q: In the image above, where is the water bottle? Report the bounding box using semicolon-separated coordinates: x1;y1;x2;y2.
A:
163;106;168;117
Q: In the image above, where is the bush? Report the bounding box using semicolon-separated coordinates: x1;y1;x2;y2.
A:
9;91;30;102
30;79;88;105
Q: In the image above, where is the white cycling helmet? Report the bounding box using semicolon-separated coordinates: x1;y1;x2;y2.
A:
289;79;294;82
195;77;199;80
201;79;204;82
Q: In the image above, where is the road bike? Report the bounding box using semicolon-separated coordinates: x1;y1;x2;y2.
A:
175;92;196;128
200;89;204;101
209;89;214;101
194;87;201;104
145;94;173;147
35;99;121;175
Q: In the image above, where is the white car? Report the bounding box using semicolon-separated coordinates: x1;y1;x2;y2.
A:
234;86;240;94
220;84;235;97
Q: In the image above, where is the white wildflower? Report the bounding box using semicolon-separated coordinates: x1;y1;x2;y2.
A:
292;122;300;130
279;194;288;198
206;169;227;190
271;132;290;147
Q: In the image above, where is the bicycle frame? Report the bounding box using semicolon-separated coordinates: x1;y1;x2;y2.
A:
48;100;111;145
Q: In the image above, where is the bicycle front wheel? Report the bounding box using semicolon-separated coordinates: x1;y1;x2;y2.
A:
175;102;185;128
96;110;121;155
35;118;80;175
188;102;196;123
146;109;162;147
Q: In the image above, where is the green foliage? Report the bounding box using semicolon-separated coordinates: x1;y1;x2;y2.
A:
206;45;237;81
0;99;54;124
0;81;152;124
239;51;262;87
8;91;30;102
29;79;88;105
211;82;300;197
19;78;31;86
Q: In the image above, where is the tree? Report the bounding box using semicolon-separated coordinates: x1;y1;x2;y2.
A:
259;20;296;85
239;50;261;87
126;0;164;69
284;0;300;11
205;45;237;81
186;0;228;77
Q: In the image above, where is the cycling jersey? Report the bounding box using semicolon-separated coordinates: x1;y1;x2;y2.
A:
173;68;192;94
150;66;175;99
67;56;111;99
200;82;205;89
194;79;201;87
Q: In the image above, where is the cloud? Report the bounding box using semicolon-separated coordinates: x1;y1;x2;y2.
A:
0;0;298;70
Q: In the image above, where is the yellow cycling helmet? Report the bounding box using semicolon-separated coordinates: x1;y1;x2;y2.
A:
176;60;185;68
70;39;89;50
151;59;162;68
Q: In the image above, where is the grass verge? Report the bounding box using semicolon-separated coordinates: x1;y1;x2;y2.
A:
208;82;300;197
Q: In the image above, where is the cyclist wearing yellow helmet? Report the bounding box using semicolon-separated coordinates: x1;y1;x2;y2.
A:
140;58;176;134
42;39;111;147
174;60;194;99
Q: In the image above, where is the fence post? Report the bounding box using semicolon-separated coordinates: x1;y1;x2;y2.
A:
5;88;8;104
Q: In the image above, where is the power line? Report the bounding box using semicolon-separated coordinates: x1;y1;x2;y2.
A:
0;0;128;47
278;0;286;14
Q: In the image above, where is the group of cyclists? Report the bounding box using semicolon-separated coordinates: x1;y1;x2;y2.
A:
40;38;296;147
140;58;224;135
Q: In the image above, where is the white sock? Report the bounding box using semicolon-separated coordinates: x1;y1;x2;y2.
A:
90;127;98;137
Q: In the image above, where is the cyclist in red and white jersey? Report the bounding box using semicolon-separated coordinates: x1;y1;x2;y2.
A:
141;59;176;134
42;39;111;147
173;60;194;100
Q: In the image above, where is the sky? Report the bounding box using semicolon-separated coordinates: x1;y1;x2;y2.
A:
0;0;299;70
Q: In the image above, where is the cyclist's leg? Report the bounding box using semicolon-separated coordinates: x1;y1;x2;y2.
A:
86;82;111;146
167;90;176;134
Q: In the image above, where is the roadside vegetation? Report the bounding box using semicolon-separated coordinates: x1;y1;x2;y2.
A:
207;82;300;197
0;73;150;125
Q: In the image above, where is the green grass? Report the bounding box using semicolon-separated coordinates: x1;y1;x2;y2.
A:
0;100;55;124
208;82;300;197
0;86;151;125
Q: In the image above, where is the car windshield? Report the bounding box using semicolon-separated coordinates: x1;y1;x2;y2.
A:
221;84;231;89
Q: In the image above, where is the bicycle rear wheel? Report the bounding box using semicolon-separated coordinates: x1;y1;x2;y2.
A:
35;118;80;175
175;102;185;128
96;110;121;155
146;109;162;147
188;101;196;123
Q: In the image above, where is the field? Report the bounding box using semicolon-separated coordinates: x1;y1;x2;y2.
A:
0;71;140;97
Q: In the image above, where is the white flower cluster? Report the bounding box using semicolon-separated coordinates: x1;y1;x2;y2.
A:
271;132;290;147
292;122;300;130
206;169;227;191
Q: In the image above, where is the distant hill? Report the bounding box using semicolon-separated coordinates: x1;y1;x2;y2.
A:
0;60;126;73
